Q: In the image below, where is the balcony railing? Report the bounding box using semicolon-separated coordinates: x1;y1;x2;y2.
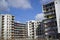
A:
45;27;57;31
44;11;55;16
44;19;56;23
45;31;57;35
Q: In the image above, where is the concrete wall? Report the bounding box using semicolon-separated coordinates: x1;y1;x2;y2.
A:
0;15;2;39
55;0;60;33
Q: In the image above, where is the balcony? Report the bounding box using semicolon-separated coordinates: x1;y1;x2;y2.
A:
44;25;48;28
45;28;50;31
44;9;55;15
12;19;14;20
45;27;57;31
45;30;57;36
43;18;56;23
43;2;54;10
44;23;57;29
12;16;14;18
44;11;55;16
44;13;56;18
2;16;4;19
44;20;51;23
43;8;55;13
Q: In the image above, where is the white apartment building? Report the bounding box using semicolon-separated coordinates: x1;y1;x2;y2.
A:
26;20;40;39
0;14;14;40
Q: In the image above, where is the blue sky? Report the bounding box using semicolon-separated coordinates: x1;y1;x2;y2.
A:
0;0;42;23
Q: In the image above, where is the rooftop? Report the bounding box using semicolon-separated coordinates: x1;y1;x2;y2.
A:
42;0;54;5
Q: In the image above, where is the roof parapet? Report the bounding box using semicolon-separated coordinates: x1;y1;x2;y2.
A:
42;0;54;5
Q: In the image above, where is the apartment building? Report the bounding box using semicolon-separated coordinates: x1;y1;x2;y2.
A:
26;20;37;39
26;20;44;39
36;22;44;38
0;14;14;40
14;22;27;40
43;0;60;39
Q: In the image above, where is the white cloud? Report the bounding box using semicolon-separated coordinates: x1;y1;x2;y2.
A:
0;0;9;11
7;0;32;9
35;13;45;21
0;0;32;11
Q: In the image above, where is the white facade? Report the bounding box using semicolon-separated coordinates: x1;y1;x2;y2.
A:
54;0;60;33
0;14;14;40
0;15;2;39
27;20;38;39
